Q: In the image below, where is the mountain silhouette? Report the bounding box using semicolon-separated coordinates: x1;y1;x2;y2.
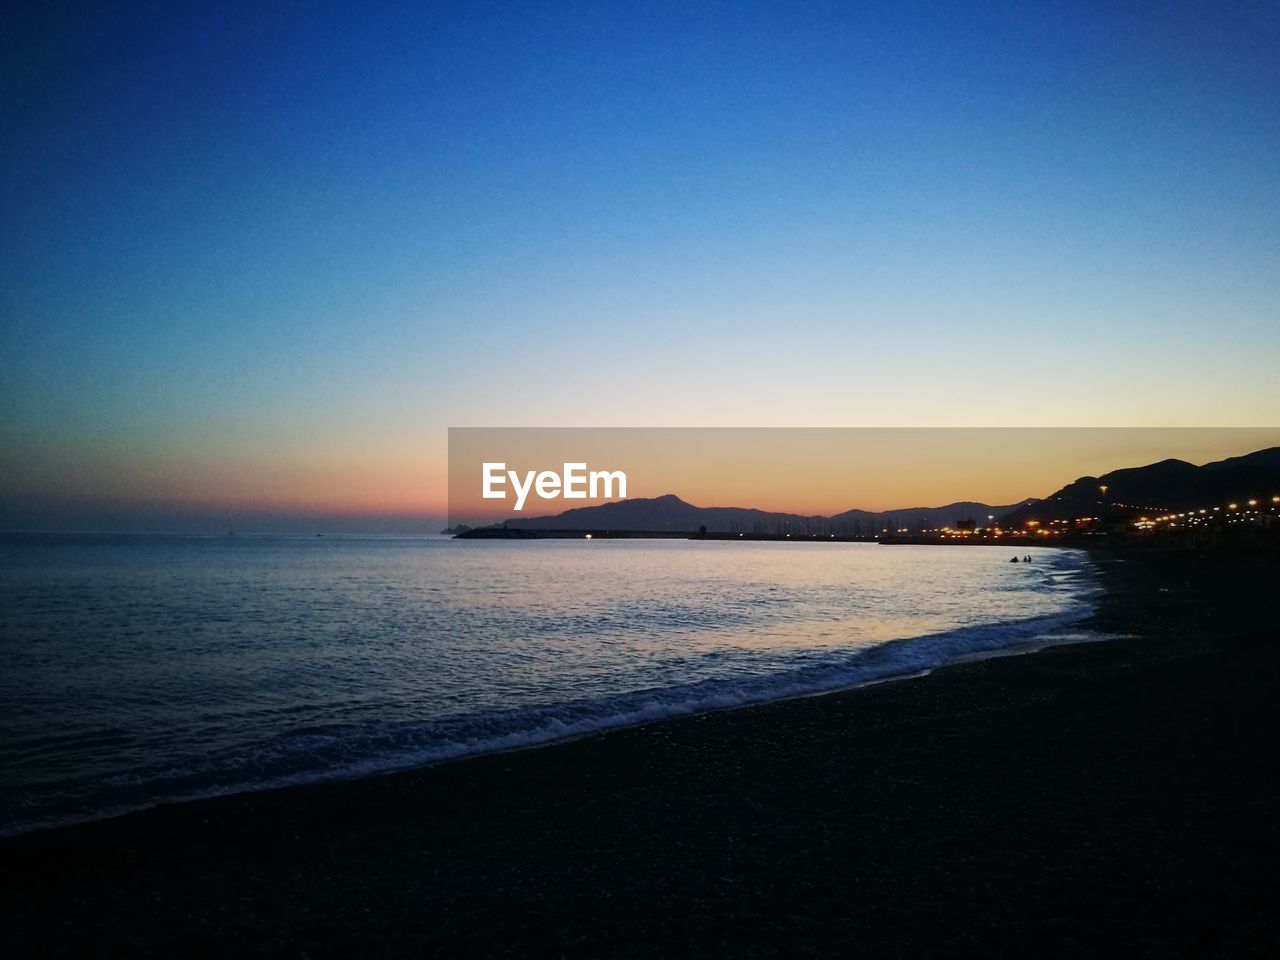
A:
494;447;1280;533
1001;446;1280;525
503;494;1027;534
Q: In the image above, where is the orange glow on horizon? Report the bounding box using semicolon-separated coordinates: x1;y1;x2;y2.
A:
7;428;1277;529
446;428;1280;524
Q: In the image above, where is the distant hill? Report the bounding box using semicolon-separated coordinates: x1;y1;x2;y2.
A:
483;447;1280;535
830;500;1034;530
502;494;1027;535
1001;447;1280;525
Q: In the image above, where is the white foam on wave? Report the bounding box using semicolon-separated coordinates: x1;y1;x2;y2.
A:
1;571;1105;838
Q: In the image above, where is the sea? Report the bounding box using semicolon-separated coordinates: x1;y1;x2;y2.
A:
0;534;1100;835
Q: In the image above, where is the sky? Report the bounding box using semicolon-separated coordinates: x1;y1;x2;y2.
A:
447;428;1280;524
2;1;1278;531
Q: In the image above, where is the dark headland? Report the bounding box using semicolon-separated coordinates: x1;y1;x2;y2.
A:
455;446;1280;543
3;541;1278;957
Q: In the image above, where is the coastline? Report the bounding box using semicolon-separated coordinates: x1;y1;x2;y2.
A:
0;546;1100;841
3;545;1278;956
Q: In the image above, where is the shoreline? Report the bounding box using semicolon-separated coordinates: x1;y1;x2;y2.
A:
3;544;1278;955
454;526;1093;547
0;616;1103;842
0;551;1101;841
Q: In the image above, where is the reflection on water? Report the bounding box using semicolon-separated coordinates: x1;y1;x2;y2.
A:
0;535;1096;833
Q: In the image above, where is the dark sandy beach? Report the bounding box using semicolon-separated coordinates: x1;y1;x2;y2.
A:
3;544;1278;958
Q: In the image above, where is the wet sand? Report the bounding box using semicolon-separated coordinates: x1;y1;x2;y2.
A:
3;545;1278;957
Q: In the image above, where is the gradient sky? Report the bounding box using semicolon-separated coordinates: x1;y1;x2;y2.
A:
448;428;1280;524
2;1;1278;531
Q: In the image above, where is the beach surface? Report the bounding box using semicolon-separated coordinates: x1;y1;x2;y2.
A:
3;546;1278;957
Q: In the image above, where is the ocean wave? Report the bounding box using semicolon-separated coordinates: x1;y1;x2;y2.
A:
0;596;1100;838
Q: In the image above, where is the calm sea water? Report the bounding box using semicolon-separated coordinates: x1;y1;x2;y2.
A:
0;535;1098;834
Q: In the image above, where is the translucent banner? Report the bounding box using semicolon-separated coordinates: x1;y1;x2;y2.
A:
446;428;1280;539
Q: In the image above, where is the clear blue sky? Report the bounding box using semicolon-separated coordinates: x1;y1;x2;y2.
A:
2;1;1277;530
